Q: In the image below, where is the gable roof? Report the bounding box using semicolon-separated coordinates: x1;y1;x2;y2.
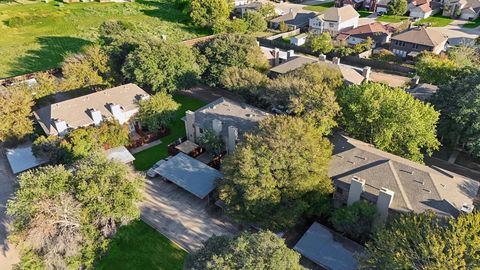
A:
318;5;360;22
34;83;148;136
342;22;391;36
391;27;448;47
329;134;479;217
462;0;480;12
270;11;317;26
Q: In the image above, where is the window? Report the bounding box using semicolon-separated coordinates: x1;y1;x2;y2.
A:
329;22;335;27
413;43;419;49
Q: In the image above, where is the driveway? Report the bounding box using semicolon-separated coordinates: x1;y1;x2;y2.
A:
432;20;480;46
141;177;238;252
0;148;19;269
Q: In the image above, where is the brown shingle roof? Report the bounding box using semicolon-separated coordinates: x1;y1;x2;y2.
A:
391;27;448;47
342;22;391;35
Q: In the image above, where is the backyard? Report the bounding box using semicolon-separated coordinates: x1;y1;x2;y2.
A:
0;0;208;78
303;2;335;12
133;94;207;171
96;220;187;270
414;14;453;27
376;15;409;23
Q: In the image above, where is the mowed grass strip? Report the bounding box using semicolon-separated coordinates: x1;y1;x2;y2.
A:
0;0;209;78
414;14;453;27
96;220;187;270
132;94;207;171
376;15;409;23
303;2;335;12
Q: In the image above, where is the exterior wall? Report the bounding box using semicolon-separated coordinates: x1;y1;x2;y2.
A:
291;37;306;46
376;5;388;13
410;9;432;19
309;17;325;34
390;40;435;57
460;10;480;20
310;17;359;35
347;36;367;45
337;17;359;33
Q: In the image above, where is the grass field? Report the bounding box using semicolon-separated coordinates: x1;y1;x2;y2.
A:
96;220;187;270
463;18;480;28
0;0;209;78
133;94;207;171
414;14;453;27
303;2;335;12
376;15;409;23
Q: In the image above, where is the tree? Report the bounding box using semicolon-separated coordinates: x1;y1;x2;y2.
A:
213;18;249;34
447;45;480;67
122;41;201;92
359;212;480;269
387;0;408;15
244;11;267;32
196;34;269;86
32;136;73;164
353;36;374;53
310;32;334;54
278;21;288;32
189;0;231;28
0;85;34;143
185;231;306;270
431;70;480;157
415;52;459;85
137;92;179;132
197;129;225;155
265;63;343;135
259;3;277;20
97;120;130;148
219;116;334;230
33;72;58;100
331;201;377;242
64;127;101;160
337;82;440;163
219;67;269;105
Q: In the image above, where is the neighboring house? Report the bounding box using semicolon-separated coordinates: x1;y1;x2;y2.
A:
375;0;391;13
233;2;262;17
34;83;149;136
261;47;296;67
183;98;268;154
269;10;317;30
290;33;308;46
335;0;365;9
330;134;479;222
269;55;319;76
407;82;439;101
409;0;442;19
460;0;480;19
337;22;392;47
233;0;251;6
309;5;360;35
443;0;468;17
390;27;448;57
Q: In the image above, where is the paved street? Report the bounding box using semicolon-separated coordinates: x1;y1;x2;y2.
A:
141;177;238;252
432;20;480;46
0;148;19;270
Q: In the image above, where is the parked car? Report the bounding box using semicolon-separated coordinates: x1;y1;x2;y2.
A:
146;159;168;178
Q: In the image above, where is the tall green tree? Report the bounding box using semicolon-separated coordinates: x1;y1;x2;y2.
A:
359;211;480;269
331;201;377;242
0;85;34;143
219;116;334;230
243;11;267;32
259;3;277;20
197;129;225;155
387;0;408;15
310;32;334;54
219;66;269;105
415;52;465;85
431;70;480;157
196;34;269;86
189;0;231;28
185;231;306;270
337;82;440;163
122;41;201;92
137;92;179;132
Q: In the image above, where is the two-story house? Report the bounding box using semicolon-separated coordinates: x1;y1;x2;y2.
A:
309;5;360;35
390;27;448;58
34;83;149;136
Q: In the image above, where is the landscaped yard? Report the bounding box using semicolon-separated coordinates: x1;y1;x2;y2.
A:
358;10;373;18
0;0;209;78
133;94;207;171
96;220;187;270
376;15;409;23
413;14;453;27
303;2;335;12
463;18;480;28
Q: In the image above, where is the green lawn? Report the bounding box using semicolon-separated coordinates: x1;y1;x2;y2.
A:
376;15;409;23
96;220;187;270
303;2;335;12
414;14;454;27
463;18;480;28
133;94;207;171
0;0;209;78
358;10;373;18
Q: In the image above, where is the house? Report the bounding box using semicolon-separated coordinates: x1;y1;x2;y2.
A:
459;0;480;19
233;2;262;17
329;134;479;222
309;6;360;35
389;27;448;57
443;0;468;17
375;0;391;13
34;83;149;136
261;47;296;67
407;82;439;101
409;0;442;19
337;22;392;47
290;33;308;46
335;0;366;9
269;55;319;76
269;10;317;30
294;222;364;270
183;98;268;154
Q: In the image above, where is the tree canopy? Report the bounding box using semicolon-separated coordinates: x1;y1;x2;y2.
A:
7;153;143;269
185;231;306;270
359;211;480;269
431;69;480;157
337;82;440;163
0;85;34;143
196;34;269;86
387;0;408;15
219;116;334;230
136;92;179;132
189;0;231;28
122;41;201;92
197;129;225;155
331;200;377;242
243;11;267;32
219;66;269;105
310;32;334;54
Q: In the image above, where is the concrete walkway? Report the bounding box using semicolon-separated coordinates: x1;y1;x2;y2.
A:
129;139;162;154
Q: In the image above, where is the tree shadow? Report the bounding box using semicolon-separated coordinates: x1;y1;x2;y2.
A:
8;36;92;77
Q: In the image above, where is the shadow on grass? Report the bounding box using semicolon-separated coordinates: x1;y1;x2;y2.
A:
8;36;92;77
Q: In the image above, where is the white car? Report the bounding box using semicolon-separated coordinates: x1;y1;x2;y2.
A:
146;159;167;178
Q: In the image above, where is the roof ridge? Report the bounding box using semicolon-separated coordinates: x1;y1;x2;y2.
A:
388;160;414;211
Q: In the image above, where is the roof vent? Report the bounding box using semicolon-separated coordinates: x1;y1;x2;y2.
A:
246;113;253;118
336;154;344;159
422;189;431;193
413;180;424;185
347;160;355;164
354;155;366;160
400;169;414;175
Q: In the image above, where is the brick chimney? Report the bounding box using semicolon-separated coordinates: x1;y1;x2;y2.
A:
212;119;222;136
347;176;365;205
227;126;238;154
273;48;280;66
185;110;195;142
287;49;295;60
